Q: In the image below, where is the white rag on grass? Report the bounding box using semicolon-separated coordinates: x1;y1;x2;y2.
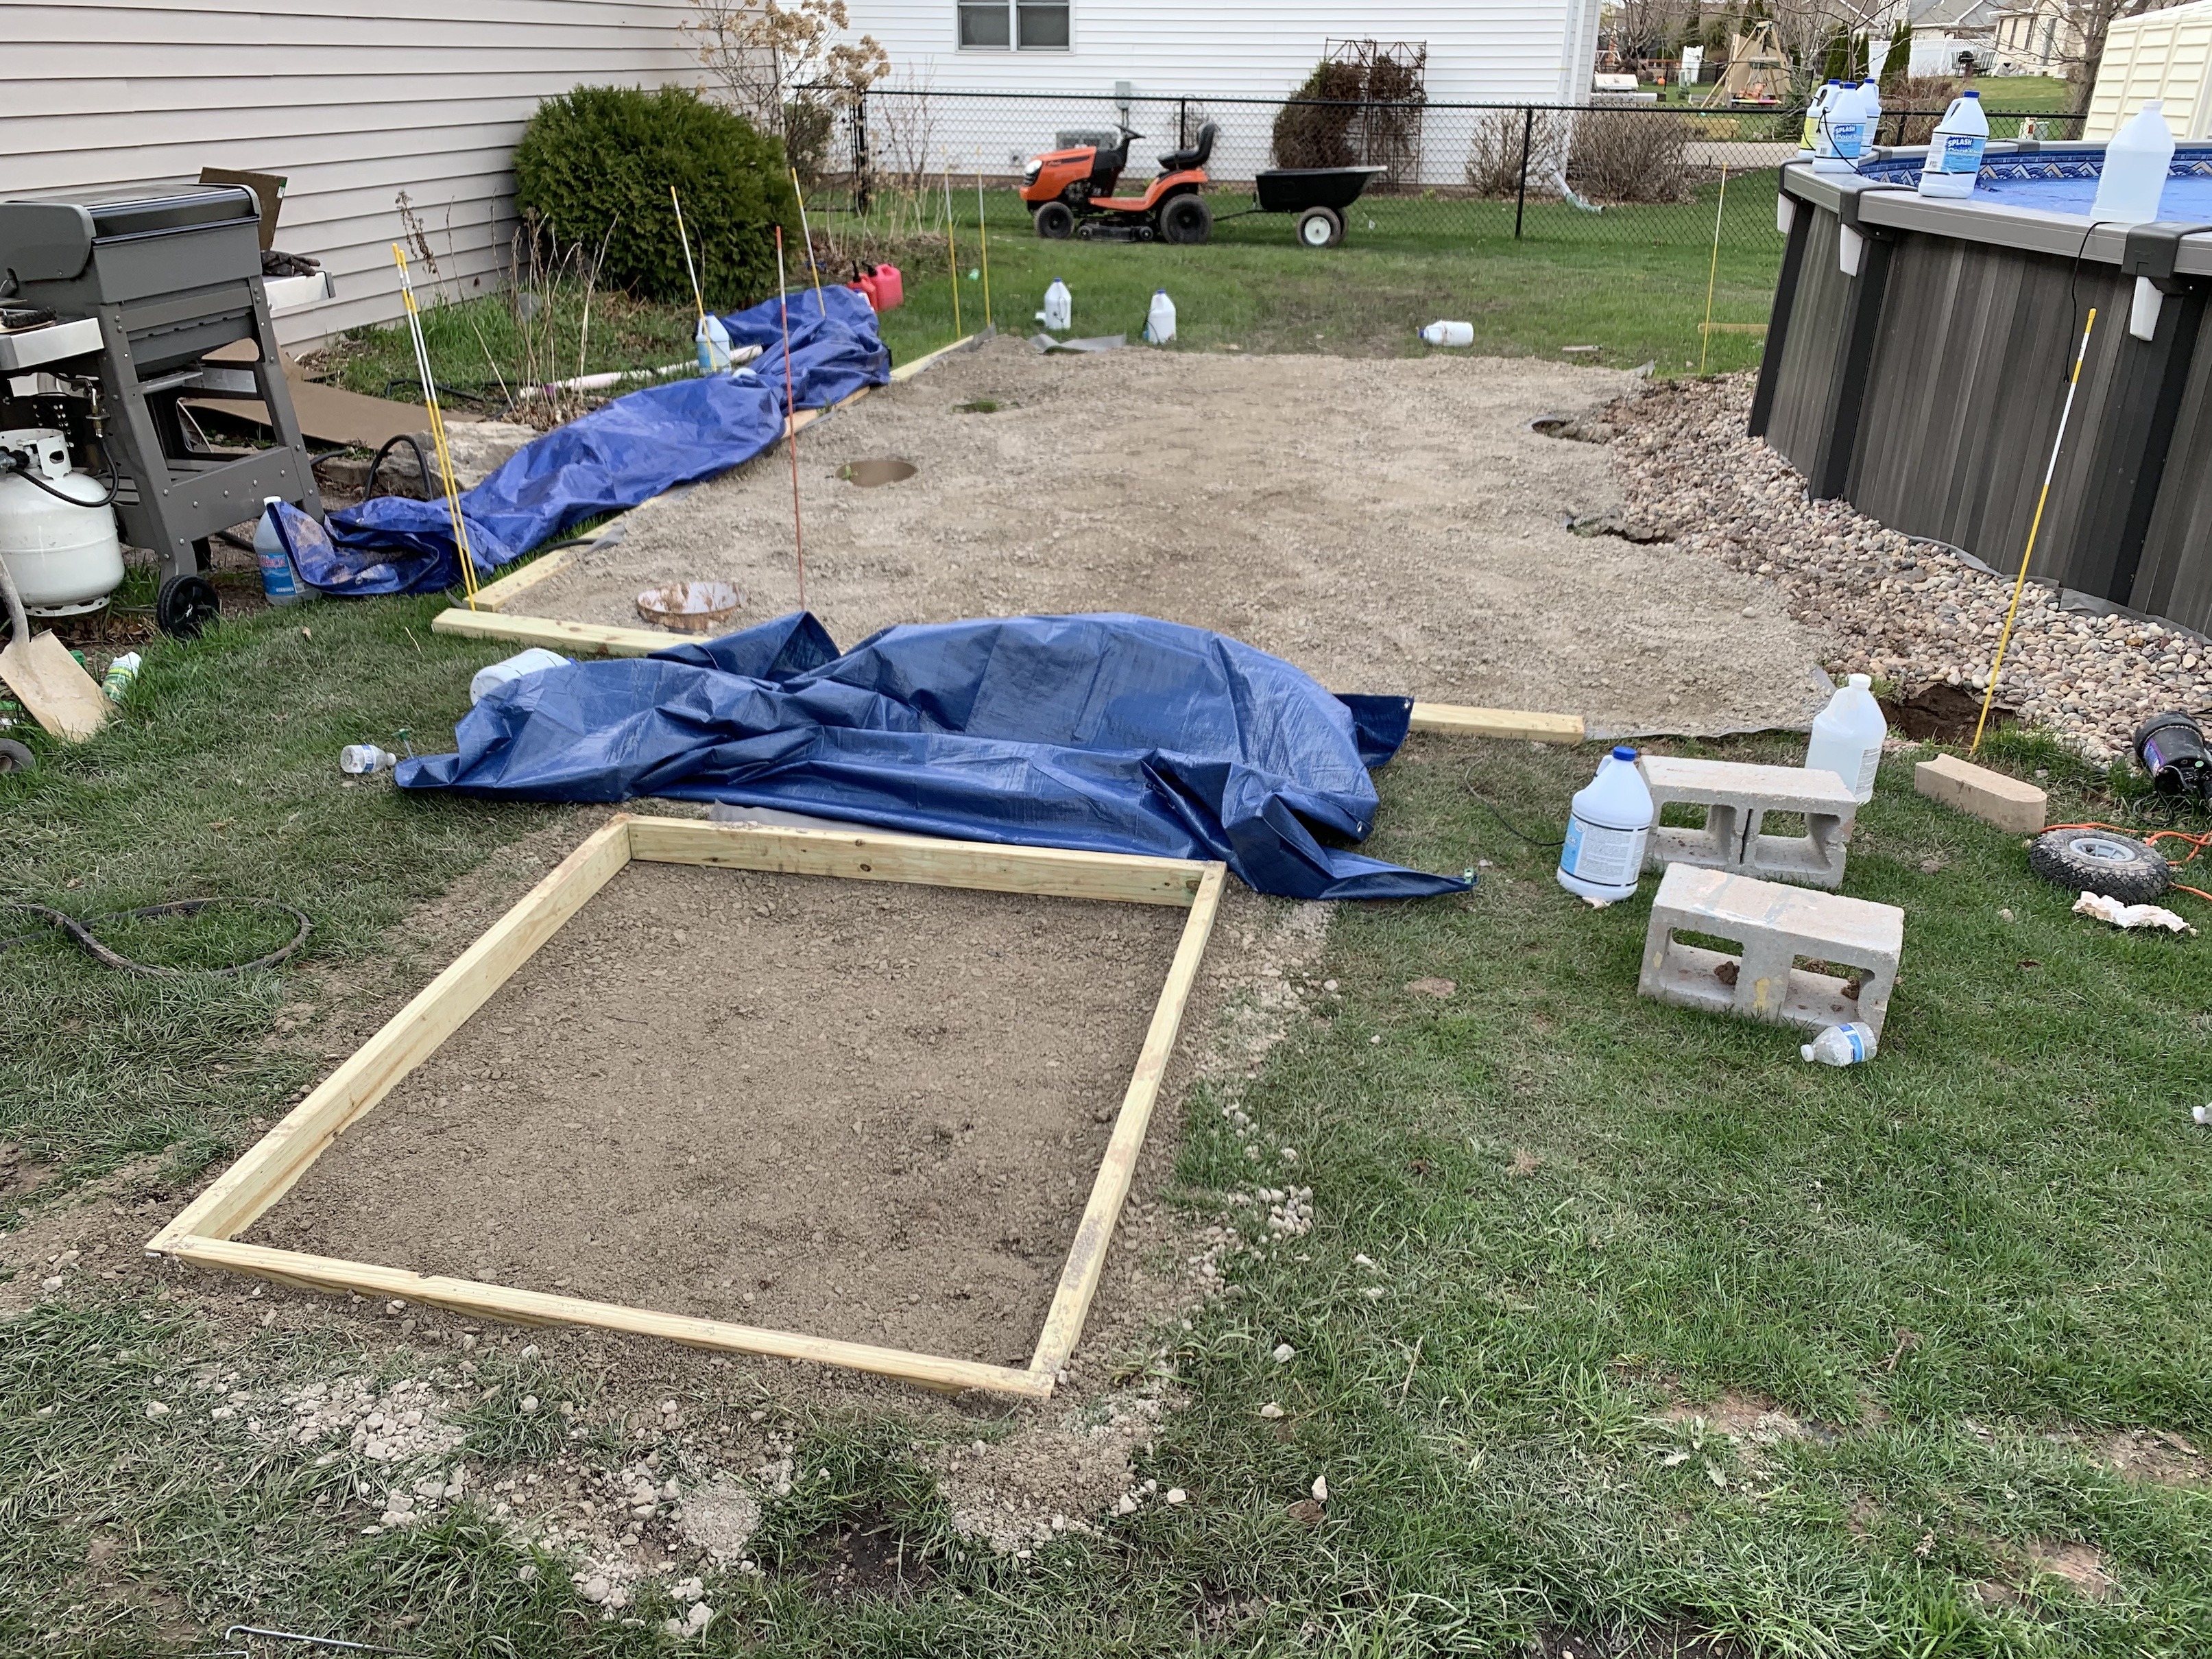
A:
2073;891;2198;934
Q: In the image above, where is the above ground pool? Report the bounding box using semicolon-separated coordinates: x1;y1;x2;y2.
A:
1753;142;2212;638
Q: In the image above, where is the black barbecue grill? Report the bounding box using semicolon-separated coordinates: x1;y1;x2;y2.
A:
0;184;322;633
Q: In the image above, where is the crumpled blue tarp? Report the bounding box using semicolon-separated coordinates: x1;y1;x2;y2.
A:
396;611;1468;901
276;286;890;596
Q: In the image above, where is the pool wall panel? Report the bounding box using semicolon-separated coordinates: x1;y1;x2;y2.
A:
2135;331;2212;635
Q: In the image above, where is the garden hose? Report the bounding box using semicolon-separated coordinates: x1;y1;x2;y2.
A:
0;898;312;977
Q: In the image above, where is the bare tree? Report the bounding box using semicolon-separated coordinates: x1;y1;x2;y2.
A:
1607;0;1698;64
684;0;889;134
1759;0;1893;106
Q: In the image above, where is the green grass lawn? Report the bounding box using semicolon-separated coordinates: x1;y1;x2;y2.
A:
326;180;1783;409
8;589;2212;1654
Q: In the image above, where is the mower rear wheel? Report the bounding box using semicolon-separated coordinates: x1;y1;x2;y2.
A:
1034;201;1075;239
2028;828;2171;903
1297;206;1345;248
1159;193;1212;245
0;737;32;774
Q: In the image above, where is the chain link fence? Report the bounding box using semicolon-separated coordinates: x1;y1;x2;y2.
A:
801;88;2080;252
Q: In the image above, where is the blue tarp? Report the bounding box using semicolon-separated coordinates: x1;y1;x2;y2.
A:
274;286;891;596
396;611;1469;902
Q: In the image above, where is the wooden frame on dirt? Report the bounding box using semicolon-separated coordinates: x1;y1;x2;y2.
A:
147;813;1225;1401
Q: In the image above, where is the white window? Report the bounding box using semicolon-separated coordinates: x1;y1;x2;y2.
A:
958;1;1070;49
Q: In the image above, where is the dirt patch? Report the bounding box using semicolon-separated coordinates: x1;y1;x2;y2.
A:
2098;1427;2206;1485
248;860;1186;1365
2019;1540;2115;1601
525;342;1832;737
1531;1625;1751;1658
792;1505;931;1601
1657;1388;1838;1448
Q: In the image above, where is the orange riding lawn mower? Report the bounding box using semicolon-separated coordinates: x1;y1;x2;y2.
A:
1020;121;1385;247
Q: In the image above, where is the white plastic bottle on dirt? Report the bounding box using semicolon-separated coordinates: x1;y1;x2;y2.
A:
1814;81;1866;173
1143;289;1177;344
469;646;570;705
1421;320;1475;347
1556;745;1654;904
339;743;399;776
253;497;301;607
1799;80;1842;158
1801;1022;1878;1066
1039;278;1072;331
1918;91;1988;198
2091;102;2176;225
1805;673;1886;803
696;313;733;373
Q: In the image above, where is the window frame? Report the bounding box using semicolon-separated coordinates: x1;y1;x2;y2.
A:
956;0;1072;51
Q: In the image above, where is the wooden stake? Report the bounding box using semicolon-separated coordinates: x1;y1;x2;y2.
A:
393;243;480;608
1700;165;1729;376
774;225;806;610
943;158;961;337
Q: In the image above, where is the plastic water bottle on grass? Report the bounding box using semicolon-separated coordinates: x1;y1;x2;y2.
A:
1801;1022;1877;1066
1556;746;1653;904
339;744;399;776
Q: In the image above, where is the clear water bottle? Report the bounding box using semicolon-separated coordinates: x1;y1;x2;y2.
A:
1801;1022;1877;1065
254;497;302;607
339;743;400;776
1805;673;1887;803
1144;289;1177;344
1039;278;1072;331
1557;745;1655;904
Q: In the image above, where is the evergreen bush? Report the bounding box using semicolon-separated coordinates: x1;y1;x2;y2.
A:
514;84;800;307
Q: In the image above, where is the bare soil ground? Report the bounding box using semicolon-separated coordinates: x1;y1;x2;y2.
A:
525;342;1834;736
247;860;1187;1368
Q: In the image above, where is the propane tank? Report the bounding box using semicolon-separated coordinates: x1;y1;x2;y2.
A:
0;428;123;614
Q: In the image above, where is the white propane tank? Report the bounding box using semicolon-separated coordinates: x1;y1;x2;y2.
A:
0;428;123;614
1805;673;1888;802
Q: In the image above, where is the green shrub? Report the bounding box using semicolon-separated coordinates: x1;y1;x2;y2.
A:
514;84;800;308
1270;62;1363;169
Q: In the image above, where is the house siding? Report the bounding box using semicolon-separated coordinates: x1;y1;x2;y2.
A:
1;0;710;347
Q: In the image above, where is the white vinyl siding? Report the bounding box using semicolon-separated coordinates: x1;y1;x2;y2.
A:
1;0;709;348
2087;0;2212;139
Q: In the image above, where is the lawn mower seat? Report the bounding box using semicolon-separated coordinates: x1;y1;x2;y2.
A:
1156;122;1217;174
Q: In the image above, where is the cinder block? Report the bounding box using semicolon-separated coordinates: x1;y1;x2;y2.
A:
1640;863;1905;1039
1639;755;1860;890
1914;754;2047;834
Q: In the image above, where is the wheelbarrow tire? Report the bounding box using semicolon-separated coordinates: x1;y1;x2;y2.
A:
1034;201;1075;240
0;737;32;774
1297;206;1344;248
2028;828;2170;904
1159;193;1212;245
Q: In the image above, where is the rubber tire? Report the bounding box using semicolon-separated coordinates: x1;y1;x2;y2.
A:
156;573;221;638
1297;206;1345;248
0;737;32;774
2028;828;2172;903
1034;200;1075;240
1159;193;1212;245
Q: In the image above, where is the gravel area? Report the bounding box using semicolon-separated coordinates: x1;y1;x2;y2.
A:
1609;374;2212;761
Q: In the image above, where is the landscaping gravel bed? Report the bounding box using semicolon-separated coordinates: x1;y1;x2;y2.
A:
1609;374;2212;761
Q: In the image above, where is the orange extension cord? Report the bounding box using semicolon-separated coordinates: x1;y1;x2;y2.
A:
2043;821;2212;905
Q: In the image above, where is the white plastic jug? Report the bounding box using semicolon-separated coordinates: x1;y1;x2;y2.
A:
1918;91;1988;198
1814;81;1867;173
469;646;570;705
1039;278;1072;331
1856;77;1883;149
253;497;302;607
1420;320;1474;347
1556;745;1654;904
1805;672;1887;802
1799;80;1842;158
2091;101;2176;226
1143;289;1177;345
696;313;733;373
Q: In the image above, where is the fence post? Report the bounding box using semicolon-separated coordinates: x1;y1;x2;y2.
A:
1179;98;1190;147
1514;106;1533;239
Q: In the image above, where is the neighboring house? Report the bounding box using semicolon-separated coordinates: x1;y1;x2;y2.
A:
839;0;1607;185
3;0;706;348
1906;0;2004;73
1993;0;2084;73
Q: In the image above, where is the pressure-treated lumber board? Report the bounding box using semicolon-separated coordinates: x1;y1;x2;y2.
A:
433;607;672;656
626;814;1208;906
1408;702;1585;743
889;333;979;383
147;817;634;1252
1030;861;1225;1376
470;542;590;614
167;1237;1053;1400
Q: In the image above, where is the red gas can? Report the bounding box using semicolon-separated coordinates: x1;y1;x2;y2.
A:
849;262;904;312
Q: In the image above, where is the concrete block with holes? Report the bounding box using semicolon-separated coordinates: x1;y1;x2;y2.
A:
1638;755;1861;890
1640;863;1904;1039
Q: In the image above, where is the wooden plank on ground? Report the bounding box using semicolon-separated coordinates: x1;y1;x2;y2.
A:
165;1237;1055;1400
626;814;1208;907
0;631;110;741
1030;861;1227;1376
1408;702;1585;743
889;333;978;383
147;816;635;1250
471;544;587;614
432;608;673;657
